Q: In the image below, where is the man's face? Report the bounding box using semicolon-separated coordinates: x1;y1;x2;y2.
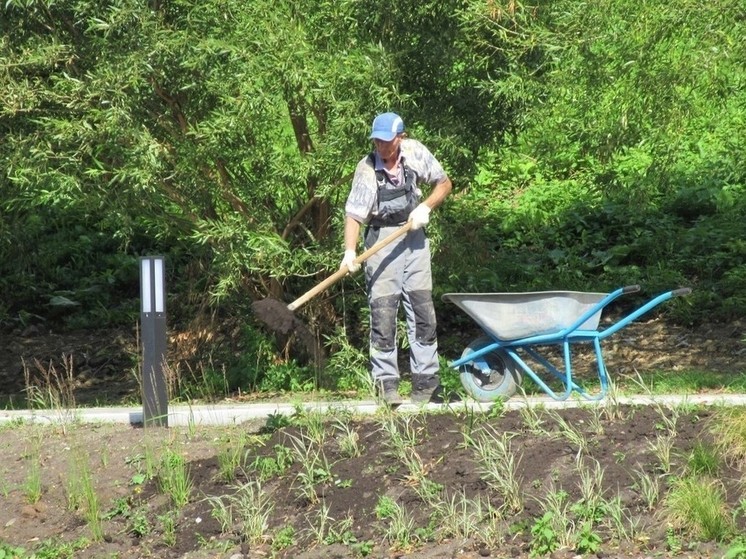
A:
373;135;401;162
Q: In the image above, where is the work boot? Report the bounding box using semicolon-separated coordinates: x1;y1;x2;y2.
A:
377;379;403;406
410;374;439;403
411;375;462;403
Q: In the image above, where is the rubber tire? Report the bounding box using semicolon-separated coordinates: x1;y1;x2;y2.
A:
458;336;521;402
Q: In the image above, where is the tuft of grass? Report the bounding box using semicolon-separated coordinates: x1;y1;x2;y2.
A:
546;408;589;458
711;407;746;468
632;466;661;511
465;425;523;514
23;355;77;427
216;430;252;482
334;417;362;458
288;431;333;505
686;440;720;476
381;500;417;550
648;433;675;474
157;448;193;509
233;481;274;546
208;480;274;545
663;476;734;542
66;445;103;540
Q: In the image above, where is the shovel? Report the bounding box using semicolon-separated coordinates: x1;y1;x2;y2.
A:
288;221;412;311
251;222;413;356
251;221;412;363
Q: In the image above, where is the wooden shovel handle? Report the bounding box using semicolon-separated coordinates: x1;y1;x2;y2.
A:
287;222;413;311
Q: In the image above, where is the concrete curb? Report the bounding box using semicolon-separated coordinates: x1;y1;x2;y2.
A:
2;393;746;427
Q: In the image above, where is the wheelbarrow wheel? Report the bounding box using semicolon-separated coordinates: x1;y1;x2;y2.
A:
459;336;521;402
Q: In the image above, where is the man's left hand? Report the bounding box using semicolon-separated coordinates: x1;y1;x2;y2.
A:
408;203;431;230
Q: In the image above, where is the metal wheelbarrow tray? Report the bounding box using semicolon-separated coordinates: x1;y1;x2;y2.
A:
442;285;691;402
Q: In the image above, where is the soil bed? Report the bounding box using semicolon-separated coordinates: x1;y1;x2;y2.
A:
0;403;744;558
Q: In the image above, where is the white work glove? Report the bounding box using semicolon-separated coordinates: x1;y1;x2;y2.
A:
408;203;431;230
340;249;361;273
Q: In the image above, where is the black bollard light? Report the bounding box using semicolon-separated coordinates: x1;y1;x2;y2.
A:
139;256;168;427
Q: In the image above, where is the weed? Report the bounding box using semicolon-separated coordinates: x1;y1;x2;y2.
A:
159;511;177;547
375;495;398;520
666;525;683;554
262;412;293;434
723;535;746;559
534;486;573;549
352;539;375;557
0;542;30;558
271;525;295;551
530;511;560;556
129;509;151;538
574;521;602;554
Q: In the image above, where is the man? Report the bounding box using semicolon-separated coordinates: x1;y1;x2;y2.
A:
341;112;452;404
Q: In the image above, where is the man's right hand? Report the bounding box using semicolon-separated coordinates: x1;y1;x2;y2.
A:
340;250;361;273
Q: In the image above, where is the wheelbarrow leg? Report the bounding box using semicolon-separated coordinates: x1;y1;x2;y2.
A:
505;347;575;400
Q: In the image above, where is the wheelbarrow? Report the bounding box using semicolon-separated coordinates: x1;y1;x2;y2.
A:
442;285;692;402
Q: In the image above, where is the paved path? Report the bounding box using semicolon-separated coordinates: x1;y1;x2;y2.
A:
2;393;746;427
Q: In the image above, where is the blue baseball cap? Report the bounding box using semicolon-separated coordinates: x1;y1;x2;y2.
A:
369;112;405;141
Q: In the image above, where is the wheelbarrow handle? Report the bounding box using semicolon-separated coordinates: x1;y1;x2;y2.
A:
672;287;692;297
287;222;413;311
622;285;641;294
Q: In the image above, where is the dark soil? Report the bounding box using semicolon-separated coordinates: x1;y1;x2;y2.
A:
0;404;743;558
0;317;744;558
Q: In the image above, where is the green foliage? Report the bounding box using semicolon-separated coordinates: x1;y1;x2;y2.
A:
258;361;316;393
530;512;560;556
664;476;734;542
0;543;29;559
1;0;744;383
249;444;294;481
574;521;602;555
271;525;295;552
374;495;398;520
322;326;370;392
686;441;720;477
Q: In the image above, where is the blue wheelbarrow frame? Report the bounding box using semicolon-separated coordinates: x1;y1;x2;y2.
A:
443;285;692;402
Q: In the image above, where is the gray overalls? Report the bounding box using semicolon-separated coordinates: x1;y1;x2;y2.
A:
364;157;440;389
